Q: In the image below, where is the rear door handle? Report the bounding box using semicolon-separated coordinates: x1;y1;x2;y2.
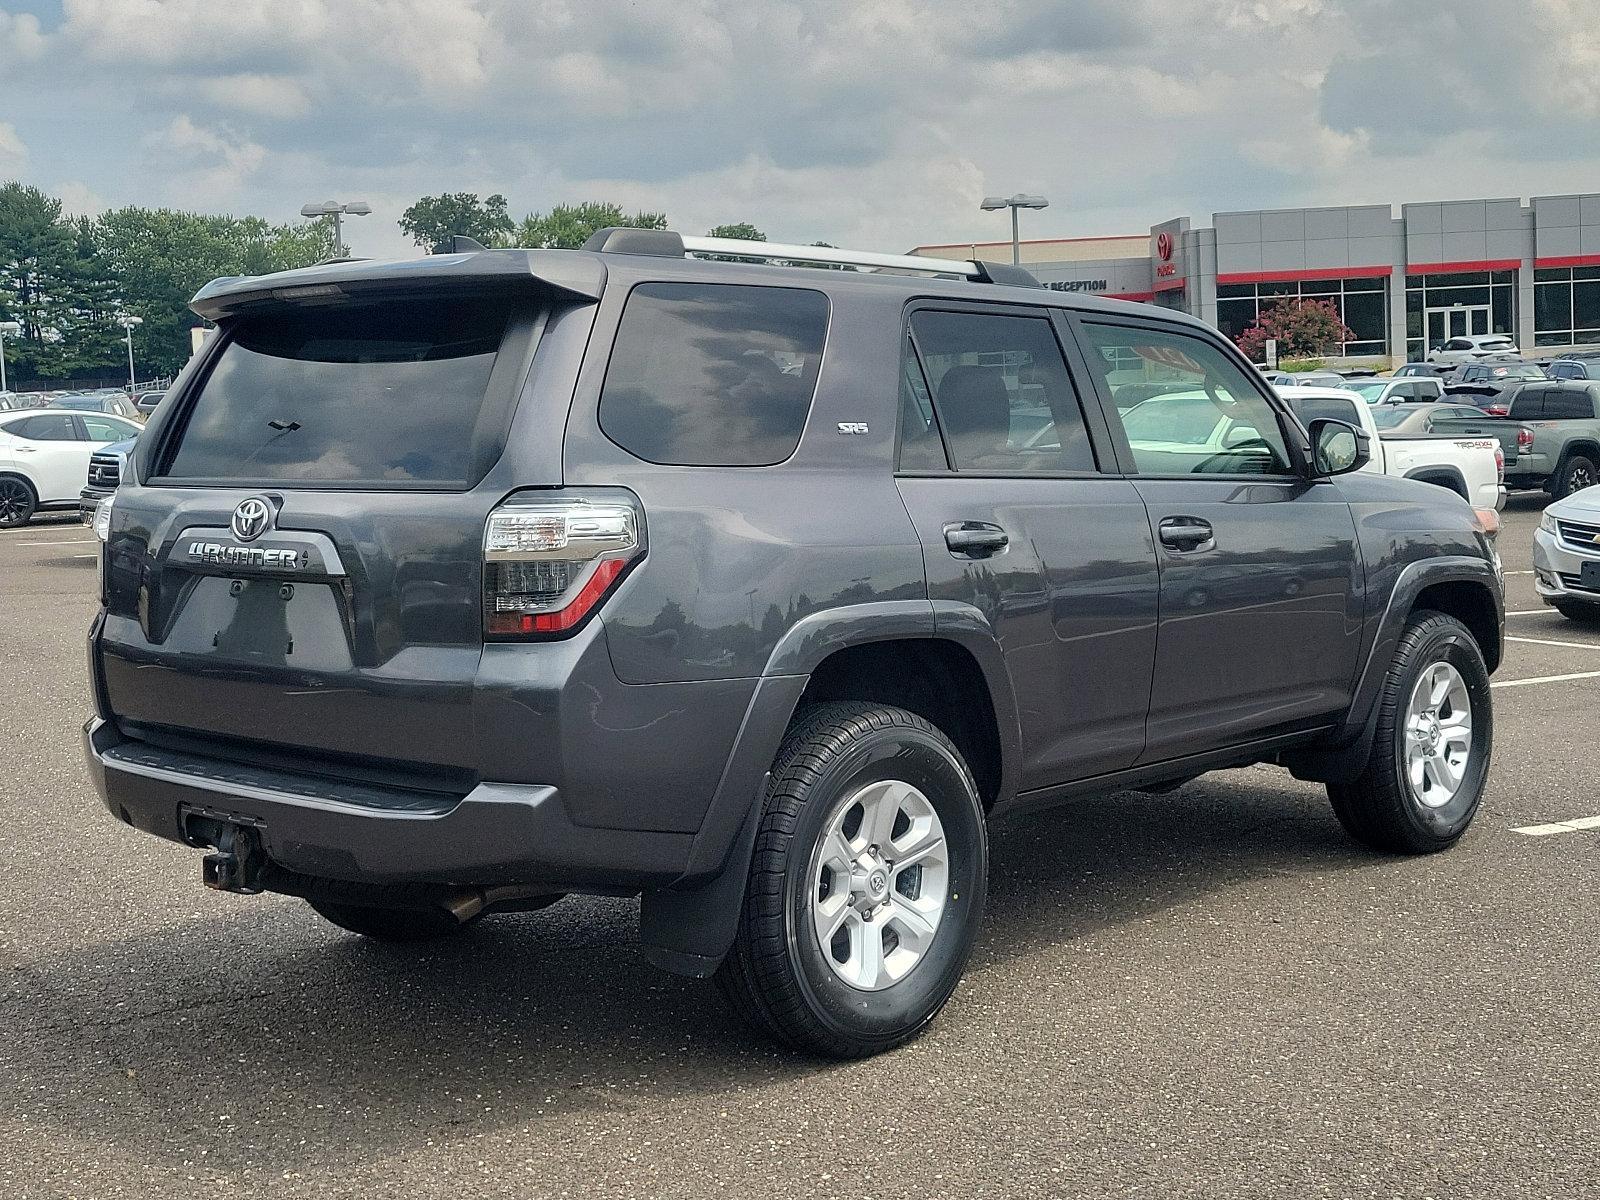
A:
1158;516;1214;552
943;522;1009;558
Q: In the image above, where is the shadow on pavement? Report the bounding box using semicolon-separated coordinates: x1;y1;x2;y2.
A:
6;774;1378;1172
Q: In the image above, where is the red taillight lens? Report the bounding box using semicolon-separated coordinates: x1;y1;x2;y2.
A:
1517;427;1534;451
1494;445;1504;480
483;492;643;639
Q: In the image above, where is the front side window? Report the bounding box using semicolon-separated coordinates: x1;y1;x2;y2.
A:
163;296;518;485
1081;322;1293;477
599;282;828;467
907;309;1096;473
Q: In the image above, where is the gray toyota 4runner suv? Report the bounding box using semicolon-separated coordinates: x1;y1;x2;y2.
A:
85;229;1503;1059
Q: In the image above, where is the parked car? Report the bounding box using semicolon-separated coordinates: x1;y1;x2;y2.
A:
1261;369;1350;389
133;390;165;416
49;393;141;419
78;434;136;524
1369;402;1510;437
1444;362;1547;416
1501;380;1600;497
1393;362;1451;378
0;409;141;525
1347;377;1445;405
1535;490;1600;621
1547;358;1600;381
1275;386;1503;509
1428;334;1520;364
85;230;1504;1058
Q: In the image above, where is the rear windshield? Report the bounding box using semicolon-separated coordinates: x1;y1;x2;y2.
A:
1283;394;1363;427
161;297;519;486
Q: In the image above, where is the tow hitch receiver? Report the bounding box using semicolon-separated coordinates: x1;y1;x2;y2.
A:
183;811;268;894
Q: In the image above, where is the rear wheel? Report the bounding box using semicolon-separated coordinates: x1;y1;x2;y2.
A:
716;702;987;1059
308;899;480;943
1328;611;1492;854
1553;455;1599;499
0;476;36;527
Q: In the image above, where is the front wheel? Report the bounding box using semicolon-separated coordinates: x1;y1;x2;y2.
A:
0;476;37;527
716;702;988;1059
1328;611;1492;853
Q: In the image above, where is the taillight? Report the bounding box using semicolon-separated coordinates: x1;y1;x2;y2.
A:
1517;426;1534;452
483;491;644;638
1494;445;1504;480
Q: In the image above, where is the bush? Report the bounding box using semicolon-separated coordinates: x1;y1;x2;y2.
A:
1235;298;1355;362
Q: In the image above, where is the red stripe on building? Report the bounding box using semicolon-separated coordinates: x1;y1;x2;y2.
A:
1153;278;1185;293
1534;254;1600;270
1405;259;1521;275
1216;265;1393;285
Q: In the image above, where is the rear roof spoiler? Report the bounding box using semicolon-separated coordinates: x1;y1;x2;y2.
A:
189;248;606;321
582;227;1041;287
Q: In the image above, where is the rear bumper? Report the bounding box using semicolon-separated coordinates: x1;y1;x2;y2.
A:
83;717;694;892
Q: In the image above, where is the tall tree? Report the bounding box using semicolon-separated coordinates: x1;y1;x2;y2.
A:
0;183;82;379
398;193;513;250
512;202;667;250
92;208;334;376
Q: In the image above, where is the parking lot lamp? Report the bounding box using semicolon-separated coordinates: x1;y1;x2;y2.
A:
119;315;142;394
300;199;373;258
0;320;18;392
979;194;1050;265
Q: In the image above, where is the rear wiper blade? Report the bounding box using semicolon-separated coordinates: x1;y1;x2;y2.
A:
267;419;301;432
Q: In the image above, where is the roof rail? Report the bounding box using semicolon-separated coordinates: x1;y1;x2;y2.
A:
581;227;1039;286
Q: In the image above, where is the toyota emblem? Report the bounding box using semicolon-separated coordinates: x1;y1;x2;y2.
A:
231;497;273;542
1156;232;1174;262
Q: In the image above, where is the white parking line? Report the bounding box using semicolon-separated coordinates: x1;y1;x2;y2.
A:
1503;570;1534;576
12;539;94;547
1506;635;1600;651
1493;670;1600;689
1512;815;1600;836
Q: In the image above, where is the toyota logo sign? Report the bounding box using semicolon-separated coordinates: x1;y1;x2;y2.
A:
230;497;273;542
1156;232;1174;262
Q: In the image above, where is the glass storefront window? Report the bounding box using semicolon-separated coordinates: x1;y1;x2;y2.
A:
1533;267;1600;347
1216;275;1393;357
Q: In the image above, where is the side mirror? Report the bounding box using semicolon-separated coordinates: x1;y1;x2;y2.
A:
1308;417;1370;476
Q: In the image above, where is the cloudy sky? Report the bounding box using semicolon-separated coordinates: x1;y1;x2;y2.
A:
0;0;1596;258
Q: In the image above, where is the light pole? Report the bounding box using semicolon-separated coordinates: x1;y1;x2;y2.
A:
0;320;18;393
119;315;142;394
979;193;1049;265
300;199;372;258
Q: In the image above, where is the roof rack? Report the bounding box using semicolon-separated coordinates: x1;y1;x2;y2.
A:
581;227;1039;287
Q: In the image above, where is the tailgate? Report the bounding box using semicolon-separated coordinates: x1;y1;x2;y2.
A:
95;289;578;779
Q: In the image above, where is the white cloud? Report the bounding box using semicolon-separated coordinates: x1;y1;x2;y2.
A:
142;115;268;205
53;180;110;217
193;74;314;120
0;122;26;175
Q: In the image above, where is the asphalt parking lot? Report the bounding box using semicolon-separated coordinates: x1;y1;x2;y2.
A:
2;497;1597;1199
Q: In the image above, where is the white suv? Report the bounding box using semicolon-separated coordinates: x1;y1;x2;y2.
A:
0;409;141;526
1428;334;1520;364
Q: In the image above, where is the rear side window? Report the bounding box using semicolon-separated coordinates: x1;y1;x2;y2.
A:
599;282;828;467
4;413;79;441
1546;388;1597;420
906;309;1096;473
1508;389;1545;419
161;297;518;486
1283;394;1362;427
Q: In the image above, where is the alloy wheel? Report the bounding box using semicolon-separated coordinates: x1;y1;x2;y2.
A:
1403;661;1473;809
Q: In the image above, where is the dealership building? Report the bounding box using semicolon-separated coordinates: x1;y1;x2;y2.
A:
913;193;1600;363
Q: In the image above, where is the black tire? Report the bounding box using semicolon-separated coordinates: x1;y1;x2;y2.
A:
715;702;988;1059
308;898;480;943
1553;455;1599;499
1554;600;1600;625
0;475;37;527
1328;611;1492;854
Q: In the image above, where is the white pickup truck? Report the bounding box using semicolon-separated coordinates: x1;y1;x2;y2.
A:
1275;385;1504;510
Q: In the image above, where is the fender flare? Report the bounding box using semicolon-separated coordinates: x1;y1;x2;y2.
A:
1402;464;1469;500
639;598;1021;977
1283;554;1501;783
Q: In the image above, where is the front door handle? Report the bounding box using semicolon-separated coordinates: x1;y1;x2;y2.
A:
944;522;1009;558
1158;516;1214;552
